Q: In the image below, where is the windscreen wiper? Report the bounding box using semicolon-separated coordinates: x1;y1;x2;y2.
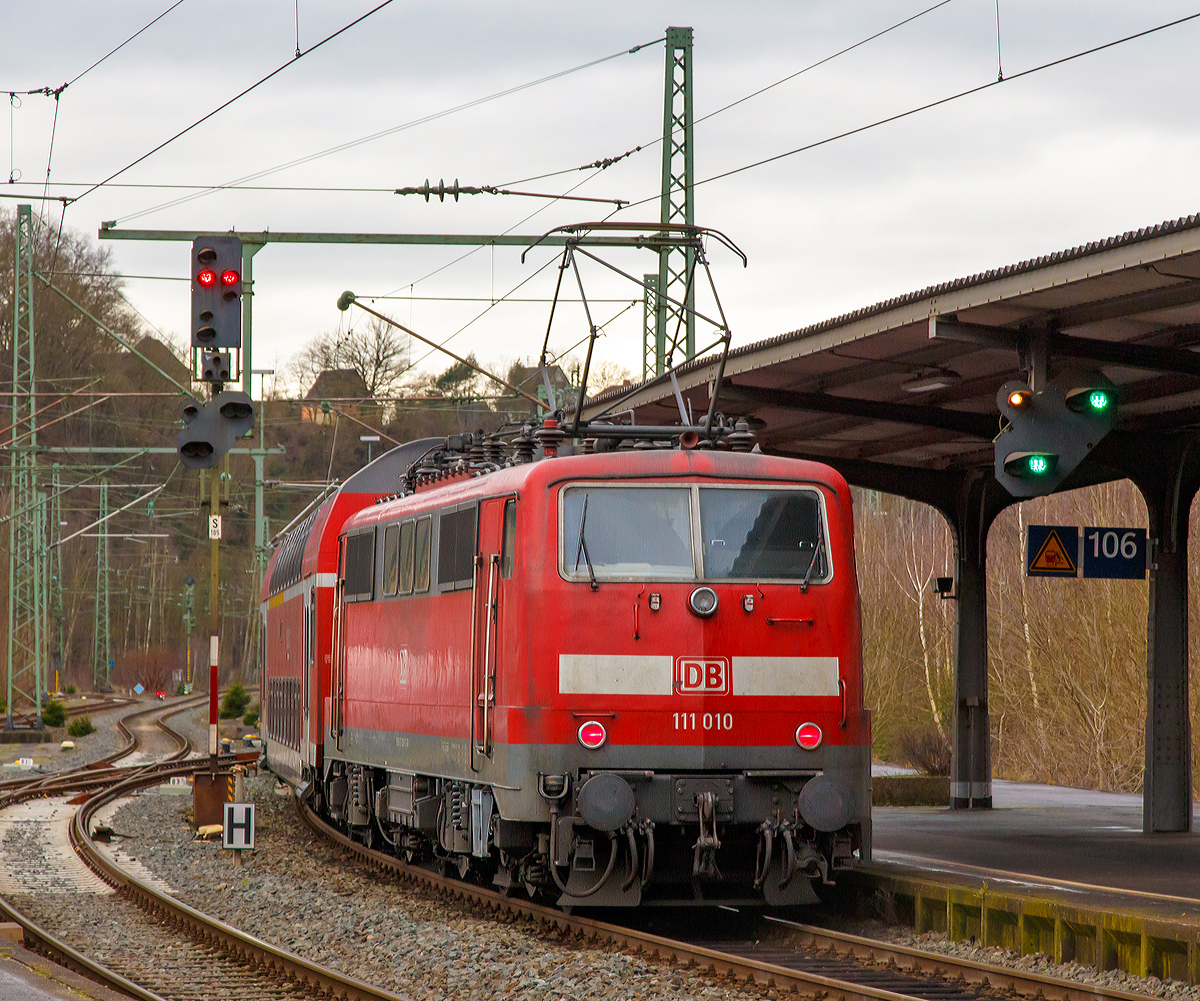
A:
573;494;599;591
800;535;825;594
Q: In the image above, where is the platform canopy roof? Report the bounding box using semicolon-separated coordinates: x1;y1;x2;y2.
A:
582;212;1200;479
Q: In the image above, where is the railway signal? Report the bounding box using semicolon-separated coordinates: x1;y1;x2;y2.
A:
191;236;243;355
994;367;1117;498
177;390;255;469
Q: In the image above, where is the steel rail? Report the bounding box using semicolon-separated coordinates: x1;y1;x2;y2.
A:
294;798;926;1000
0;697;208;1001
62;766;412;1001
2;699;401;1001
296;797;1162;1001
764;917;1152;1001
0;894;169;1001
4;695;132;729
0;695;204;796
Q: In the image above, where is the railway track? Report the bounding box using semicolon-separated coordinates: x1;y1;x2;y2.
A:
294;798;1155;1001
0;696;198;798
0;700;410;1001
4;695;134;731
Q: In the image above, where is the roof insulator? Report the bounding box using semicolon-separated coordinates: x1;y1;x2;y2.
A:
727;418;757;453
534;418;566;458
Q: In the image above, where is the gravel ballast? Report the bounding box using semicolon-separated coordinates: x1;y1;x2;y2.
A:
99;773;774;1000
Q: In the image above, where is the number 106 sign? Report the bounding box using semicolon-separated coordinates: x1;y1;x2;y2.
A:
1083;527;1146;580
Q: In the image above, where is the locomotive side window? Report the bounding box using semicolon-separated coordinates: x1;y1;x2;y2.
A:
438;504;478;591
414;517;432;592
561;486;693;580
699;488;828;581
501;499;516;579
382;525;400;596
344;529;376;602
398;521;416;594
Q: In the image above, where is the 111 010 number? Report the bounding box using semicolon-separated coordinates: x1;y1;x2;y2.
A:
674;712;734;731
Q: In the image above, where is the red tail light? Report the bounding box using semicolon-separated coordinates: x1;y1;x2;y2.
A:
577;720;607;749
197;269;216;286
220;269;240;286
795;722;822;750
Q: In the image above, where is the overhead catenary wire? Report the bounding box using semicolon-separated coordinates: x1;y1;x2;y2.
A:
1;0;188;96
72;0;402;206
498;0;958;189
395;180;626;206
616;9;1200;212
111;35;663;225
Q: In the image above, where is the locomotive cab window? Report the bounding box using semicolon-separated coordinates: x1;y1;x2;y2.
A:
398;520;416;594
699;487;829;582
559;483;831;584
382;525;400;596
414;516;432;592
561;486;694;580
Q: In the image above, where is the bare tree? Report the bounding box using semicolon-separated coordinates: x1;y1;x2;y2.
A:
290;317;410;397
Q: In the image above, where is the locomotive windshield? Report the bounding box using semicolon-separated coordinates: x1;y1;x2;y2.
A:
699;488;827;580
561;486;694;578
560;483;829;582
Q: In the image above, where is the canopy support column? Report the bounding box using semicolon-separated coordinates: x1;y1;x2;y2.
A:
947;472;1009;809
1124;432;1200;832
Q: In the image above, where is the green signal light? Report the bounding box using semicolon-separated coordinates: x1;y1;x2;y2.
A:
1028;455;1050;474
1088;390;1110;411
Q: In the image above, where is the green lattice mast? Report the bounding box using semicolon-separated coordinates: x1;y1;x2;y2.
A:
650;26;695;377
93;479;111;692
6;204;44;728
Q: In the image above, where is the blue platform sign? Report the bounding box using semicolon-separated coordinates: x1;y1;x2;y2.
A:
1026;525;1078;577
133;683;144;694
1082;527;1147;580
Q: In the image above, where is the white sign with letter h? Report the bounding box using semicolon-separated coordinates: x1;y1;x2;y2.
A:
223;802;255;849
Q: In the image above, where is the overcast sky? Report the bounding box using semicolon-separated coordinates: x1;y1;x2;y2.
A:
5;1;1200;394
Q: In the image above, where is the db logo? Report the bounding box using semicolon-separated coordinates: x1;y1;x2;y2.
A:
675;657;729;695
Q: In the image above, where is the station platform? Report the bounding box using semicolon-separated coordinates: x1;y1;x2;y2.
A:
0;927;129;1001
857;774;1200;981
871;777;1200;898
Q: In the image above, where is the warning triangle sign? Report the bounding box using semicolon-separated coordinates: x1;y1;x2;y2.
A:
1030;530;1077;575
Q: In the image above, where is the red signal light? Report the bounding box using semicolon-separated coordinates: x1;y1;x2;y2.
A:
577;720;607;749
197;269;216;287
220;269;240;286
795;722;822;750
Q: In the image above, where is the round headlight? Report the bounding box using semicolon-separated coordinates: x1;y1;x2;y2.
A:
795;722;823;750
689;586;719;618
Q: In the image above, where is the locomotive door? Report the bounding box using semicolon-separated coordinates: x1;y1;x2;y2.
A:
470;495;515;772
332;542;347;752
303;584;315;764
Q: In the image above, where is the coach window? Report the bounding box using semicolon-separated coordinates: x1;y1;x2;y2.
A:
414;516;432;592
382;525;400;596
398;520;416;594
501;499;516;579
344;529;376;602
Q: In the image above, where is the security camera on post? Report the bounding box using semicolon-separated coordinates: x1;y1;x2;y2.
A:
178;236;255;469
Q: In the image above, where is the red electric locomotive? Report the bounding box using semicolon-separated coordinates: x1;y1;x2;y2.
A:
262;423;871;907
